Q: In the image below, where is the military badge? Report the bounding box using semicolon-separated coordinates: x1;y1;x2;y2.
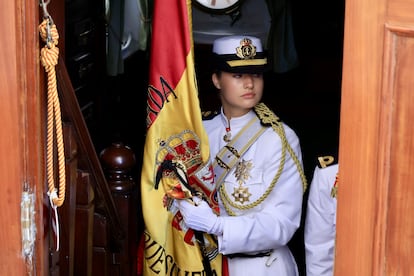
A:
231;159;253;203
236;38;257;59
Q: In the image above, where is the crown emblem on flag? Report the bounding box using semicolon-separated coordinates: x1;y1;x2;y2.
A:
155;130;204;200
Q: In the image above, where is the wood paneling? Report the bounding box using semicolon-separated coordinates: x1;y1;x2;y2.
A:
335;0;414;275
0;0;43;274
384;25;414;276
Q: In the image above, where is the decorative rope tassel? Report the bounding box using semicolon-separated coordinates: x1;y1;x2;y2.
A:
39;17;66;207
39;15;66;252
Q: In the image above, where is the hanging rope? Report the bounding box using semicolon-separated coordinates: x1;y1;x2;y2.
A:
39;1;66;251
39;5;66;209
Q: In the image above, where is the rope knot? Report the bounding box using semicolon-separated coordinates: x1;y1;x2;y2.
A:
39;19;59;47
40;46;59;69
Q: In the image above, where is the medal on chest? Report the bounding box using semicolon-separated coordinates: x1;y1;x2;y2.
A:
231;159;253;203
223;125;231;142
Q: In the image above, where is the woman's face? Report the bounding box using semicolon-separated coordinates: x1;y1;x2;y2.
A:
212;71;264;118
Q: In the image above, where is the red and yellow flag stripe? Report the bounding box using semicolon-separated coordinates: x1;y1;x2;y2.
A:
140;0;222;275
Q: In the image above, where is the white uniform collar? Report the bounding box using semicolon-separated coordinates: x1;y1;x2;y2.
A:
219;108;257;129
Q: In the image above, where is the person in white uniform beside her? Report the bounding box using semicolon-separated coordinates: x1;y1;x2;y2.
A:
176;35;308;275
305;155;339;276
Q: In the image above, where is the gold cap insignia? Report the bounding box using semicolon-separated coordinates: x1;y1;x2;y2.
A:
236;38;257;60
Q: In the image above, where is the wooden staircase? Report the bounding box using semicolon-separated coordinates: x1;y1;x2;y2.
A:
48;58;141;276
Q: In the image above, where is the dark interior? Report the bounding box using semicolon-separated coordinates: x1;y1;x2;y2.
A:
64;0;345;274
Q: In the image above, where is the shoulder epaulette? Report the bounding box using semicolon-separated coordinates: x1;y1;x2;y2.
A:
253;102;282;127
255;102;307;193
201;110;219;120
317;154;338;168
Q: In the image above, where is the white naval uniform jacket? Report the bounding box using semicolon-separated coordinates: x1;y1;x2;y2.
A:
203;109;304;276
304;164;338;276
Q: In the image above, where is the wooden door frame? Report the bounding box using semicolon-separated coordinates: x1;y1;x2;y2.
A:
335;0;386;274
5;0;47;274
336;0;414;275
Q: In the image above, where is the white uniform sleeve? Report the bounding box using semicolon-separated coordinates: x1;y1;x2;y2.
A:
304;165;338;276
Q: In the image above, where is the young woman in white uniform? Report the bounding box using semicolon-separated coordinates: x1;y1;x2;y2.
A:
176;35;307;275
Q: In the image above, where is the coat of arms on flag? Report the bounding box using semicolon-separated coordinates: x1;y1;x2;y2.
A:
155;130;218;211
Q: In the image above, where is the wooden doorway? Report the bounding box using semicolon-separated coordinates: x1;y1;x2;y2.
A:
335;0;414;274
2;0;414;275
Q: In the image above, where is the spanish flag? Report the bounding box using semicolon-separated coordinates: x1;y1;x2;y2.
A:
139;0;222;275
